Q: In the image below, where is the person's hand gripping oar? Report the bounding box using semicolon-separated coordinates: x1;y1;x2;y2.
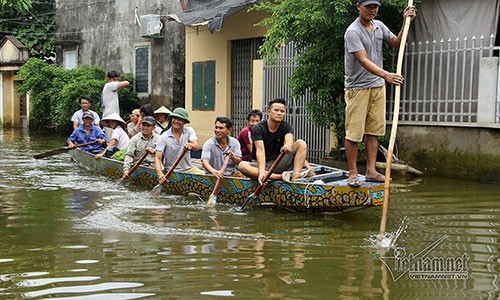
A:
121;147;154;181
34;140;98;159
206;152;231;208
151;148;188;196
239;151;285;211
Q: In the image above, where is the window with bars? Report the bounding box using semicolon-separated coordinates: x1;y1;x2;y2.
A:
192;61;215;110
135;46;150;95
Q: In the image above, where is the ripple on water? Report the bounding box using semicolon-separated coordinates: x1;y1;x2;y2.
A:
39;293;156;300
75;260;99;264
16;276;100;288
23;282;148;298
200;290;235;297
61;245;89;249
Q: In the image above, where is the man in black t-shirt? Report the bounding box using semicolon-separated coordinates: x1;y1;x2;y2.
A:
238;98;309;184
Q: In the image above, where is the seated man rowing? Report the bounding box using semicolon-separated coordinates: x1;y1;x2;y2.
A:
66;111;108;154
122;116;159;179
154;107;204;185
238;98;311;184
201;117;242;178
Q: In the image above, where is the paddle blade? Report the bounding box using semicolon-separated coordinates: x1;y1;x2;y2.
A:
206;193;217;208
150;184;163;196
239;194;256;211
33;147;69;159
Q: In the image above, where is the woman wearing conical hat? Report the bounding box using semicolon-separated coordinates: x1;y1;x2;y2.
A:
153;106;172;135
95;113;130;160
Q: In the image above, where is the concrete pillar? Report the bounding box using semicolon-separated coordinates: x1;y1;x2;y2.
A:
477;57;498;123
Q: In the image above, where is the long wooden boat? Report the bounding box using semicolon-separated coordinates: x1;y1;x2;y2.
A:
70;149;384;213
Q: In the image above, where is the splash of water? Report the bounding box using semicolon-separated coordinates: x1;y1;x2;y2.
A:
367;216;409;249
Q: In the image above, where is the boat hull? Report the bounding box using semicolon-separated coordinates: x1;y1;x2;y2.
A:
70;149;384;213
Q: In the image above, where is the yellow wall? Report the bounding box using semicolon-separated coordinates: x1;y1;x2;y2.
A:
185;9;268;143
2;73;14;127
0;40;20;62
252;59;264;110
1;72;22;128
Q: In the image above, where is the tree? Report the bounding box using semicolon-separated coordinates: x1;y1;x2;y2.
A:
255;0;416;146
0;0;55;60
17;58;140;133
0;0;32;13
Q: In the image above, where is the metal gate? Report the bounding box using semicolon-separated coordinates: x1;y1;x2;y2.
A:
230;37;263;135
263;42;330;163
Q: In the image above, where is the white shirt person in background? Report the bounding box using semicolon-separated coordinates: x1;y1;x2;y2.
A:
71;95;100;129
101;70;129;138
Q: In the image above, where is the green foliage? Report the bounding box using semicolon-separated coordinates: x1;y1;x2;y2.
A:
0;0;32;13
256;0;418;146
17;58;139;133
0;0;55;60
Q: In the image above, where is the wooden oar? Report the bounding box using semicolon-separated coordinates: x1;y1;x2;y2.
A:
379;1;414;239
34;140;97;159
206;154;231;208
122;151;149;180
151;148;188;195
240;151;285;211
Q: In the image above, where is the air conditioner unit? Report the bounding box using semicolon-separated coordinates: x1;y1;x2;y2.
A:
140;14;163;38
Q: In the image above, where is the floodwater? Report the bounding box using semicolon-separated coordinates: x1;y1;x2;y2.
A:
0;128;499;300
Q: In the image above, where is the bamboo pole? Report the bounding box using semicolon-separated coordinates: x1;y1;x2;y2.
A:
379;0;414;238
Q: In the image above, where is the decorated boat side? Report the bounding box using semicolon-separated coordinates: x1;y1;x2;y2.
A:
70;149;384;213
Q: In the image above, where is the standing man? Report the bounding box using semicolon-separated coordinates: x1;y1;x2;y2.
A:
154;107;204;185
202;117;242;178
102;70;129;138
71;95;100;129
344;0;416;187
237;109;262;161
238;98;310;183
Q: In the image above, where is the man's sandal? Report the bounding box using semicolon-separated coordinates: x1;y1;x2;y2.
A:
347;176;362;188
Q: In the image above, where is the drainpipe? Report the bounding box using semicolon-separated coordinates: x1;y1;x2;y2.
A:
180;0;187;12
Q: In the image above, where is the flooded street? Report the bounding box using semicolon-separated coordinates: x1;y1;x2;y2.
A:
0;128;499;299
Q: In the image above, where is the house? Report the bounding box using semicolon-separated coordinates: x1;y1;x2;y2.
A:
55;0;186;109
168;0;267;141
0;36;30;128
170;0;500;180
168;0;331;162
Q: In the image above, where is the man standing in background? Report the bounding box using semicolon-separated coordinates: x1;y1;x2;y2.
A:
102;70;129;138
71;95;100;129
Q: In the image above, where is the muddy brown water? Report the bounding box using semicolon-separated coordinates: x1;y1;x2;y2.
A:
0;128;499;299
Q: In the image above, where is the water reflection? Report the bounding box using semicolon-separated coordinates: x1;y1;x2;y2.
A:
0;128;499;299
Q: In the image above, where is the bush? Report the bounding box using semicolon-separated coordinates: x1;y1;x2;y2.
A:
17;58;140;133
